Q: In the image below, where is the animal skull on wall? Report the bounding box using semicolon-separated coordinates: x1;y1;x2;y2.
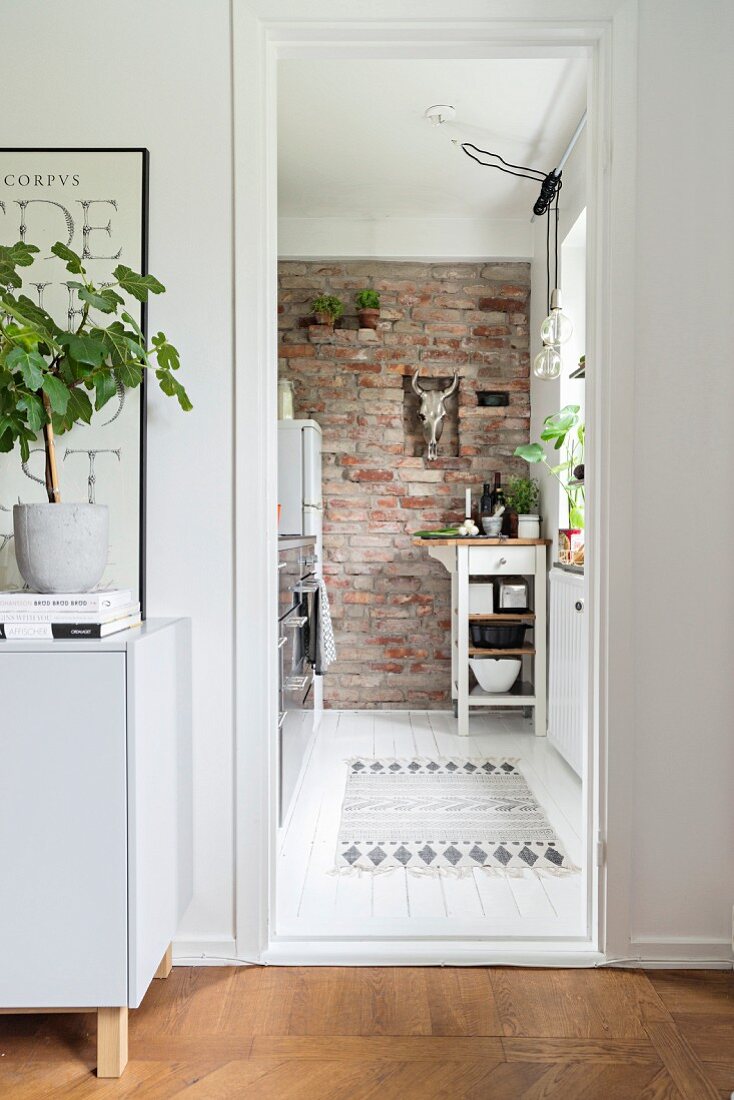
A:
411;370;459;461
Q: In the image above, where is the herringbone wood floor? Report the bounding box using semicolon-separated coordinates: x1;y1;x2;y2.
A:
0;967;732;1097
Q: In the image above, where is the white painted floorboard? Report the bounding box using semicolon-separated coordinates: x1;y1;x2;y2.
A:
276;710;585;940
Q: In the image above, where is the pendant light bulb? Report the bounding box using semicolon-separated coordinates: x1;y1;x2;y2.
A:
540;287;573;346
533;343;562;381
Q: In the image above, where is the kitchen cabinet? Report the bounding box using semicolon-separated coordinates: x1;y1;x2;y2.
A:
0;619;192;1077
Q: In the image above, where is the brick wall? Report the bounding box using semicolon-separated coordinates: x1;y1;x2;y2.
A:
278;260;531;709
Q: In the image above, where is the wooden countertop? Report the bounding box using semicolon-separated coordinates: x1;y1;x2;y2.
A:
412;537;552;547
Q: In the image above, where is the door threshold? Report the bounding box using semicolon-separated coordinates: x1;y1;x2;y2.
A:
262;938;603;967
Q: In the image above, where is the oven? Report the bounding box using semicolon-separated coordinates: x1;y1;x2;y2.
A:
277;539;318;823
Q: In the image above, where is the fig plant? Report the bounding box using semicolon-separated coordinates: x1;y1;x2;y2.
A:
0;240;190;503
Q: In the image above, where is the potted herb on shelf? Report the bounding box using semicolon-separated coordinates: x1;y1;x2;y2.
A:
0;240;191;594
505;476;541;539
514;405;585;564
311;294;344;331
355;288;380;329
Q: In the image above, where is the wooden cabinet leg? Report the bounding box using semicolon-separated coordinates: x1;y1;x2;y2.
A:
97;1006;128;1078
154;942;173;979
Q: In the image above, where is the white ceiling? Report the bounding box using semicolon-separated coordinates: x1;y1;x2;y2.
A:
278;58;587;221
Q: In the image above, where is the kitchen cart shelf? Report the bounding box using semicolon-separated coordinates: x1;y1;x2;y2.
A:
467;645;536;657
417;538;548;736
468;612;535;623
468;681;536;706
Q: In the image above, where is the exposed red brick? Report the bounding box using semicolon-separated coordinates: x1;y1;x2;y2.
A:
278;258;530;709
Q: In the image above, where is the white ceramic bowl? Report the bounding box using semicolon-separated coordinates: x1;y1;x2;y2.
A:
469;657;521;693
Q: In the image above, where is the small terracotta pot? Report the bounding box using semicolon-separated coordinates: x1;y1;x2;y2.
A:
313;312;334;332
358;308;380;330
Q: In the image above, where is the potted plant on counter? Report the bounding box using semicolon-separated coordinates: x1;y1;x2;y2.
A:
355;288;380;329
514;405;584;564
505;476;541;539
0;240;191;594
311;294;344;331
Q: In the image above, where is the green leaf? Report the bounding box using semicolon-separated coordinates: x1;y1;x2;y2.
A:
0;261;22;288
17;392;46;432
5;347;46;390
96;326;145;385
117;361;143;388
0;427;15;453
66;387;93;425
113;264;165;302
1;294;63;345
51;241;85;275
154;337;180;372
514;443;544;464
569;504;585;529
59;333;106;367
78;286;122;315
41;374;71;415
94;371;118;411
0;241;39;267
0;242;39;287
156;369;192;411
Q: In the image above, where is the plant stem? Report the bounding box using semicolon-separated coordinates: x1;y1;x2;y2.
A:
41;393;61;503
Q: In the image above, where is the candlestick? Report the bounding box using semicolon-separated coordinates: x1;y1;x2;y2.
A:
465;487;471;519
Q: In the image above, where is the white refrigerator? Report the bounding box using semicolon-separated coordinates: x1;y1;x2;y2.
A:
278;419;323;562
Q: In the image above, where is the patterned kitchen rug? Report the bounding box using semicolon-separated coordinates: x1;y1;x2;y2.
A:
335;757;578;876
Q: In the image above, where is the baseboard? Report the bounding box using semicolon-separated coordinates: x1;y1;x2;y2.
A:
262;939;604;967
607;937;734;970
172;937;242;966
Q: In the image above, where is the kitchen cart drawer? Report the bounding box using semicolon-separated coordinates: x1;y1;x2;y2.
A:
468;546;535;575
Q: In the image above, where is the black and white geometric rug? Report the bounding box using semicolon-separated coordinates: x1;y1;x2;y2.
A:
335;757;578;876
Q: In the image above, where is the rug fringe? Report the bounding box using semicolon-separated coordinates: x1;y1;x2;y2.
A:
330;863;579;879
342;755;521;767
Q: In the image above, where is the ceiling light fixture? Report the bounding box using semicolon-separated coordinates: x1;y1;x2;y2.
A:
423;104;456;126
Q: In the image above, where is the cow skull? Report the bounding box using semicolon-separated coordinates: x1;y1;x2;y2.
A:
411;370;459;461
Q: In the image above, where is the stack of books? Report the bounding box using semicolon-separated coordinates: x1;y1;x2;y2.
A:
0;589;141;640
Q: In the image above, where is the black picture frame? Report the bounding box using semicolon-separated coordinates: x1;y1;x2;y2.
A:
0;148;150;617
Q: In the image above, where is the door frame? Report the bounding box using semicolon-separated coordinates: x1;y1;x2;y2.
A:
232;0;638;965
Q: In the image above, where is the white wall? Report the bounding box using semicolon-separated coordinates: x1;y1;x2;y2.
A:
7;0;734;963
279;216;532;259
3;0;236;956
631;0;734;958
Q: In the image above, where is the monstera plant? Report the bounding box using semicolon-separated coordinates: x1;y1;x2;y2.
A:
515;404;584;529
0;240;191;592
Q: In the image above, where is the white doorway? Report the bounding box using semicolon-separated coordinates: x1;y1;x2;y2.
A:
232;2;638;967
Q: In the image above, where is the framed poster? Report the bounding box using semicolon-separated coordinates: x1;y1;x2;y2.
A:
0;149;149;613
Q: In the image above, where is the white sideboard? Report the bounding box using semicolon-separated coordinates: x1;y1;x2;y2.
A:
0;618;192;1077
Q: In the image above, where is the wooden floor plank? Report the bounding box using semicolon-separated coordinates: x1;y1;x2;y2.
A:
490;967;650;1038
250;1035;504;1060
0;965;728;1097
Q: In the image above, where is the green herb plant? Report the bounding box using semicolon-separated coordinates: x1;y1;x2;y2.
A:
355;289;380;311
0;240;190;504
311;295;344;324
505;476;540;516
515;405;585;529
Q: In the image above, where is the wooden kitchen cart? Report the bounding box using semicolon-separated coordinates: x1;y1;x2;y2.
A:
414;538;550;736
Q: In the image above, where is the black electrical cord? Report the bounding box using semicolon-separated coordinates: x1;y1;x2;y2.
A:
460;143;546;183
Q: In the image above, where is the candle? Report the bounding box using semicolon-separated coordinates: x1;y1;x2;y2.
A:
465;488;471;518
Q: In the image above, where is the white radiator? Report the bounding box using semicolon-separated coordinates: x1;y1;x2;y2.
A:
548;568;585;777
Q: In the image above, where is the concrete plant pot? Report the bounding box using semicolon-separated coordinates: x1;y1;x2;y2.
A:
13;503;109;593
